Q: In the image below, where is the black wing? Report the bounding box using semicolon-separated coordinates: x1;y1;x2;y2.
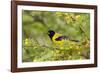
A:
55;36;69;41
55;36;79;42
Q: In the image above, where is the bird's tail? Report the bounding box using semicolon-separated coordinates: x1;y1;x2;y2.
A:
70;39;80;42
63;36;80;42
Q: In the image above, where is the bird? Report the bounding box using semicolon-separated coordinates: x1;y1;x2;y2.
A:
48;30;79;45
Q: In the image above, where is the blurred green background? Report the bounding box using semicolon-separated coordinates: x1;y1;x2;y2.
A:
22;10;90;62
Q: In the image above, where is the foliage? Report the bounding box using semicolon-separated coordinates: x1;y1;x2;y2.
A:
22;10;90;62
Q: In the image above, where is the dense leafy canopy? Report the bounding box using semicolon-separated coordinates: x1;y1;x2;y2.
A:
22;10;90;62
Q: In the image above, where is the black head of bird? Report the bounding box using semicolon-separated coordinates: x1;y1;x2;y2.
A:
48;30;55;40
48;30;80;43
